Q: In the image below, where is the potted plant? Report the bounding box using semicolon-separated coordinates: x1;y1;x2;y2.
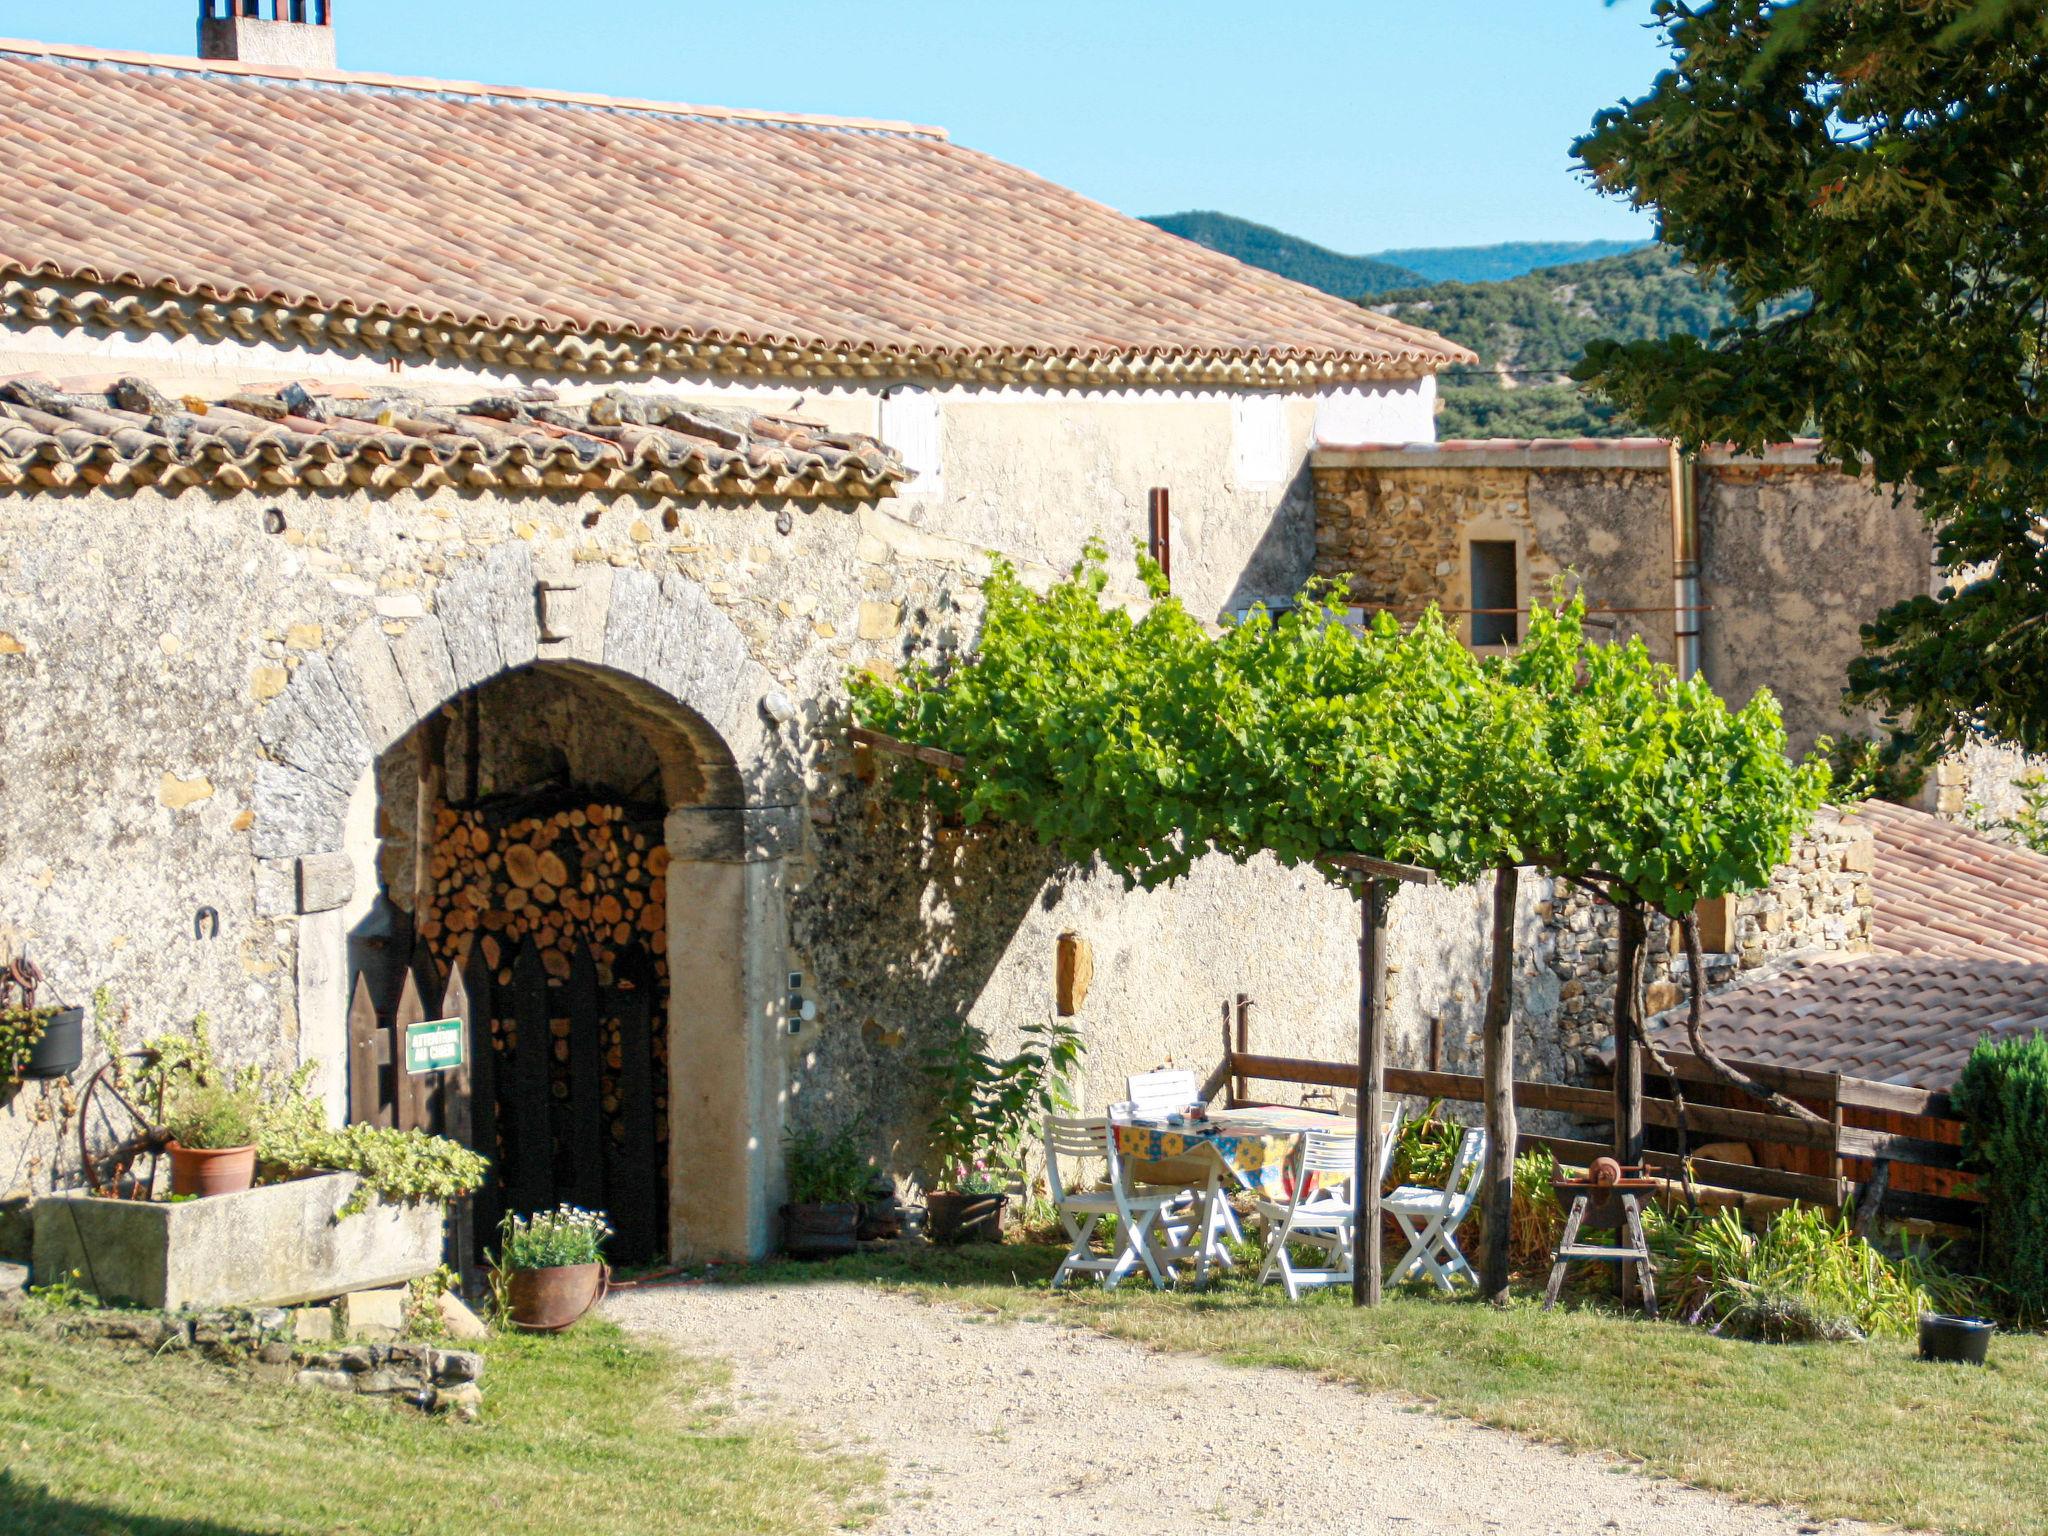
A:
782;1121;870;1259
919;1018;1083;1246
0;960;85;1083
497;1206;612;1332
164;1079;261;1197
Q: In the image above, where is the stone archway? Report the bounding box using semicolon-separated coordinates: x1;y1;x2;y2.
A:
252;543;800;1260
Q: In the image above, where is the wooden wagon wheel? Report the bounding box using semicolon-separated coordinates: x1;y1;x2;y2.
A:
76;1051;172;1199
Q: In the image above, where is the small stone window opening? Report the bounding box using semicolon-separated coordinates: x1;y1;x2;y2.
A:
1469;539;1519;647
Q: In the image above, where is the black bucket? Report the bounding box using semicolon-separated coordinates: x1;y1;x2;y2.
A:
1919;1313;1994;1365
22;1006;85;1080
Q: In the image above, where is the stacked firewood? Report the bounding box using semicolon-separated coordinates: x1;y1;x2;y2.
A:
417;798;670;1147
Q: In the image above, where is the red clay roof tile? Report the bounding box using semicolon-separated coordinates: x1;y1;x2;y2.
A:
0;41;1469;382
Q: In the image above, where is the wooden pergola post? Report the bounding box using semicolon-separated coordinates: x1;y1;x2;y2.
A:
1355;876;1391;1308
1327;852;1439;1308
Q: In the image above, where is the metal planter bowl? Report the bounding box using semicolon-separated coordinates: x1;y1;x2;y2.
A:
1919;1313;1994;1365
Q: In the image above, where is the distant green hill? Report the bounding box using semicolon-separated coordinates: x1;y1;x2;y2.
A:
1145;212;1422;298
1143;213;1652;297
1374;245;1790;438
1371;239;1649;285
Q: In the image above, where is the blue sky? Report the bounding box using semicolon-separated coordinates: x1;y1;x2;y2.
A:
16;3;1670;252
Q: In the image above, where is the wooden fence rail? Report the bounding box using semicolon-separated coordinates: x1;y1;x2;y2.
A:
1222;1044;1981;1232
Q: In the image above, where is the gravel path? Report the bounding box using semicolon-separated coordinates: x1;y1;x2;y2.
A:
607;1280;1872;1536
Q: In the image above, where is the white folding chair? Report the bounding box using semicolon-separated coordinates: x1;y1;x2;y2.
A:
1252;1129;1360;1299
1044;1115;1186;1290
1125;1068;1242;1270
1252;1105;1407;1300
1384;1126;1488;1292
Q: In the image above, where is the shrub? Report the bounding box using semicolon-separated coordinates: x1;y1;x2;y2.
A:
1953;1032;2048;1316
263;1120;488;1217
166;1081;258;1150
1663;1204;1972;1342
785;1121;871;1206
498;1206;612;1271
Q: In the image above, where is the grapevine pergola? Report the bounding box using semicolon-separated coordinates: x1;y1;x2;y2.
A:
851;547;1828;1306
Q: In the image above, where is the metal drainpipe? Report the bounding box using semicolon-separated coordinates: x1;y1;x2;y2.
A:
1667;440;1703;681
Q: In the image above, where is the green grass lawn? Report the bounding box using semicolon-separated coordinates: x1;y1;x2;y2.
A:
0;1320;878;1536
734;1241;2048;1536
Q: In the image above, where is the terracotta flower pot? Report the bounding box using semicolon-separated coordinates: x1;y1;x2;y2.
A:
167;1141;257;1198
926;1191;1006;1246
507;1262;609;1332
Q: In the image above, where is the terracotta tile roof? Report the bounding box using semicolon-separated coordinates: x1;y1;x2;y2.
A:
1644;803;2048;1088
0;374;904;500
0;40;1469;388
1649;954;2048;1090
1857;799;2048;963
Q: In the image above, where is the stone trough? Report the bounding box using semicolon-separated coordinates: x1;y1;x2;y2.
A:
31;1173;444;1311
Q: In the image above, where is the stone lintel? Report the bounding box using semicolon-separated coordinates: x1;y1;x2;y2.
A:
665;805;799;864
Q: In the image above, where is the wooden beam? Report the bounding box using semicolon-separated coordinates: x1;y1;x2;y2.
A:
1322;852;1441;886
1480;865;1518;1304
1839;1125;1967;1171
1836;1076;1956;1118
847;724;968;773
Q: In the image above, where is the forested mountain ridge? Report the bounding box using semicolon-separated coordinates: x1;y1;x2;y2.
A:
1146;212;1422;297
1144;211;1649;294
1374;246;1794;438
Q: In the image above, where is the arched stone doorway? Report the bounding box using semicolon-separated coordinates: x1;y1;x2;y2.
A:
252;545;800;1261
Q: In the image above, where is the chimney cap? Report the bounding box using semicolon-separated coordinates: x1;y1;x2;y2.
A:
199;2;336;72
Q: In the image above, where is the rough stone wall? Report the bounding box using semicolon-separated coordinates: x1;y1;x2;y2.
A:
1697;465;1929;760
1542;809;1875;1076
0;365;1463;1222
1312;454;1932;753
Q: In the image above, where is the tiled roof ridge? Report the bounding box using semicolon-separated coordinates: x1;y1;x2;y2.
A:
0;372;907;502
0;270;1462;391
0;36;950;140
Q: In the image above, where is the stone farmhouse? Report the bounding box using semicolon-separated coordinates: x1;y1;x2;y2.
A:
0;9;2030;1265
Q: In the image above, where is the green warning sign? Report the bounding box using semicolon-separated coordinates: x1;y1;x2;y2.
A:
405;1017;466;1076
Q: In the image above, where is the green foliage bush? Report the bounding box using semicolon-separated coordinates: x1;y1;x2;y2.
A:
1659;1204;1972;1342
263;1120;489;1218
920;1018;1082;1193
784;1121;872;1206
1953;1032;2048;1316
165;1080;258;1151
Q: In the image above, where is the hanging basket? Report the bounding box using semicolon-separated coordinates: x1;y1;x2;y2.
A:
22;1006;85;1080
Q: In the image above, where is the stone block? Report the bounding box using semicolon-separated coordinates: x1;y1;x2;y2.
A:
0;1260;25;1298
435;559;508;690
293;1306;335;1344
601;567;662;681
431;1349;483;1384
258;1341;294;1365
338;1345;377;1372
354;1369;409;1395
330;622;419;754
666;805;800;865
434;1291;489;1341
296;852;355;914
388;612;459;719
33;1174;443;1312
250;763;349;861
340;1285;409;1341
258;653;371;793
483;539;540;673
294;1369;355;1394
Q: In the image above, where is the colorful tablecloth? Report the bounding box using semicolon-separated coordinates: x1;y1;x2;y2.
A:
1111;1107;1356;1201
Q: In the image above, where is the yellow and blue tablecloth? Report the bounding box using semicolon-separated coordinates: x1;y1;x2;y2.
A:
1112;1107;1356;1201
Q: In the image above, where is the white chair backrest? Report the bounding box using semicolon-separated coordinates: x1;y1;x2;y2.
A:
1375;1100;1409;1186
1044;1114;1113;1202
1127;1068;1199;1118
1443;1127;1488;1204
1298;1128;1358;1179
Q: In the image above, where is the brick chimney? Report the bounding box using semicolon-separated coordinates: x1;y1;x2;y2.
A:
198;1;337;71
